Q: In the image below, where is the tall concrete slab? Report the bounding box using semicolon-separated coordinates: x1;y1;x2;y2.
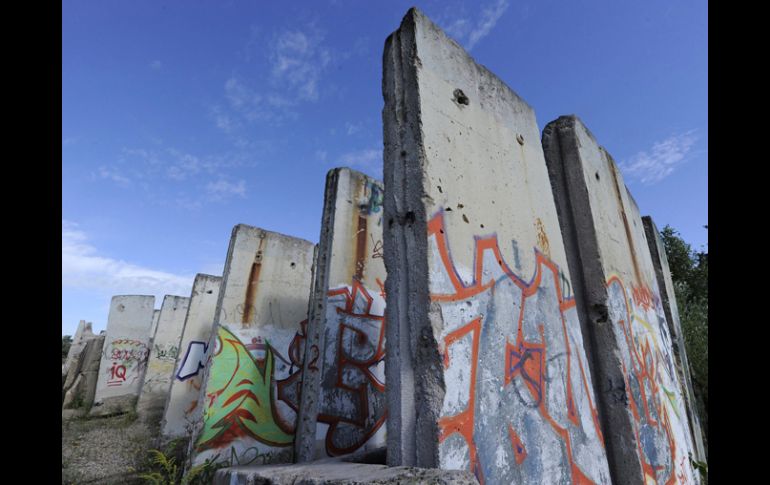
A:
91;295;156;416
161;274;222;441
62;334;105;413
542;115;700;484
382;9;611;483
63;320;97;376
295;168;387;462
189;225;315;468
137;295;191;422
642;216;707;462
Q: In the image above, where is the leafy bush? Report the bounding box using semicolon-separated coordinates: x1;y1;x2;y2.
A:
139;441;228;485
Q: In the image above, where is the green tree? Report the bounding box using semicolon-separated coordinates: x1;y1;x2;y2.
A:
660;225;708;459
62;335;73;363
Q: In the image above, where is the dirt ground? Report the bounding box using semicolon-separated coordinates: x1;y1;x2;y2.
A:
62;412;156;485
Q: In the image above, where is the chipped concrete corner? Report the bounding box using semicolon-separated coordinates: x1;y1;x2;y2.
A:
296;168;387;462
383;8;610;483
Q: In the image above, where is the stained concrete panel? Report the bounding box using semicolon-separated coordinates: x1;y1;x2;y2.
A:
91;295;156;416
382;9;610;484
137;295;191;422
542;115;700;484
295;168;387;462
642;216;707;462
190;225;315;468
161;274;222;440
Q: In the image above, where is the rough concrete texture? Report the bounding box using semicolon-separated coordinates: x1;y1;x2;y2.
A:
382;9;610;483
296;168;387;462
542;115;700;484
91;295;156;416
161;274;222;441
642;217;707;462
137;295;191;423
213;461;479;485
63;320;97;376
150;309;161;345
189;225;315;468
63;335;106;411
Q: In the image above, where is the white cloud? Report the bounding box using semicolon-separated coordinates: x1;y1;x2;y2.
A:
96;166;131;186
440;0;510;51
620;130;698;184
270;29;331;102
468;0;510;50
62;220;193;299
213;25;333;135
337;146;382;176
149;60;162;70
345;122;363;136
205;179;247;200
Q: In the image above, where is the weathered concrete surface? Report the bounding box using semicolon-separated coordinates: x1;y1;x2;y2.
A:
189;225;315;468
642;216;707;462
149;309;161;345
382;9;610;484
542;115;700;484
137;295;191;423
63;320;97;377
63;335;106;412
91;295;156;416
160;274;222;441
213;461;479;485
296;168;387;462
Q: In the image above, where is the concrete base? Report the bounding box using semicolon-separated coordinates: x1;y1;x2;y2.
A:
213;461;478;485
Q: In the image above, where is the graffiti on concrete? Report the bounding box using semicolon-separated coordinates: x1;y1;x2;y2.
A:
428;211;610;485
177;341;209;381
607;276;695;485
195;323;305;454
359;179;383;217
154;343;180;362
315;278;387;456
105;338;149;387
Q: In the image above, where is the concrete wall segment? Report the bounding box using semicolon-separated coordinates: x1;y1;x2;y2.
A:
91;295;156;416
542;115;700;484
383;9;610;484
190;225;315;468
296;168;387;462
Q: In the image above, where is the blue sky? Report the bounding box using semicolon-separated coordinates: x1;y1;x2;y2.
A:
62;0;707;336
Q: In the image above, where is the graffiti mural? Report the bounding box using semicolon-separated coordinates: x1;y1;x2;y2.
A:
194;322;306;465
105;338;149;387
428;212;611;485
314;278;387;456
607;276;696;485
177;341;209;381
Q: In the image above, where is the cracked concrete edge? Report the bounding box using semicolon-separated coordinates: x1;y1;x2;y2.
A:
296;171;336;462
382;8;438;468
